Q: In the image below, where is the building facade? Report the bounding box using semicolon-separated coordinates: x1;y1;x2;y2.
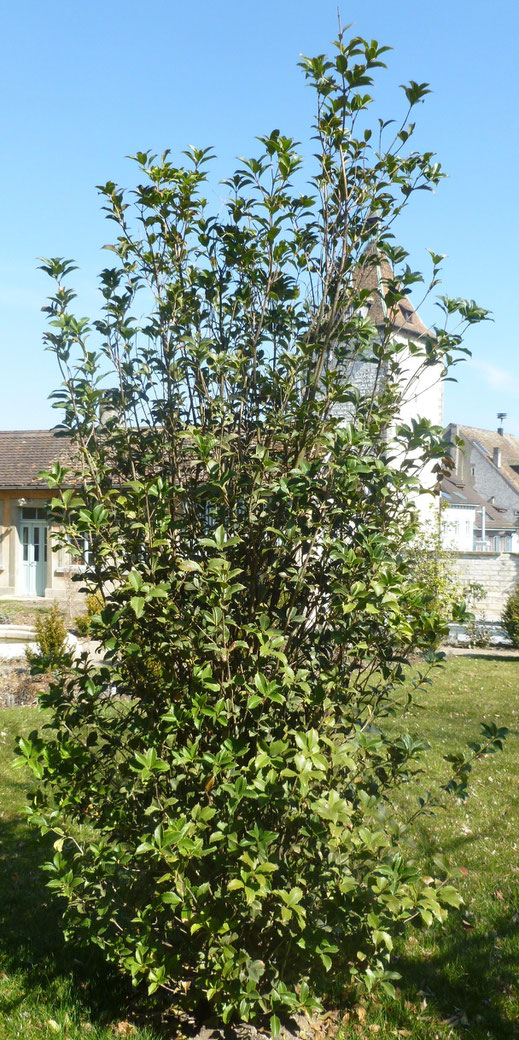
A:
0;430;75;600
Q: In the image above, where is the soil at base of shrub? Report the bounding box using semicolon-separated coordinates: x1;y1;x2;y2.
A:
0;658;50;708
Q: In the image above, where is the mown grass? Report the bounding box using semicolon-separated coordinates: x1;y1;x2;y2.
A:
0;656;517;1038
0;708;158;1040
338;655;519;1040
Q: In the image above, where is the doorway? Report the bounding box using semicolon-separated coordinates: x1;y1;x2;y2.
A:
20;518;47;598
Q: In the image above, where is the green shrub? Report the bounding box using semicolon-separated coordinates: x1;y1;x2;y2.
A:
74;612;90;637
15;31;503;1032
74;590;104;637
407;520;467;644
25;602;69;671
502;583;519;647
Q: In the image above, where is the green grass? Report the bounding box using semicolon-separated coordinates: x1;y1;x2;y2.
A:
0;708;157;1040
339;655;519;1040
0;657;517;1038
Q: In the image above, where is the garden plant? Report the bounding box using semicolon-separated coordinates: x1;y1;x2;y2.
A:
502;581;519;648
15;30;506;1033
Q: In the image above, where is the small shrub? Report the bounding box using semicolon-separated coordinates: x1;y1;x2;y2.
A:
408;521;466;643
74;612;91;637
502;583;519;647
465;583;491;648
26;602;69;671
74;590;104;637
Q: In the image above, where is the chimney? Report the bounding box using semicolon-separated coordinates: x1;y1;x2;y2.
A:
497;411;507;436
493;446;502;468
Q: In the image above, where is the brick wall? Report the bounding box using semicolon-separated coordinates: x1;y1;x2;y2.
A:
450;552;519;620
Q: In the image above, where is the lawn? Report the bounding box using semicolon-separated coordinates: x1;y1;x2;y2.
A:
0;656;517;1039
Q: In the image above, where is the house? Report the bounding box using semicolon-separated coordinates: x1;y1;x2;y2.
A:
335;253;443;521
445;422;519;519
440;473;519;552
0;261;444;600
0;430;74;600
338;253;443;431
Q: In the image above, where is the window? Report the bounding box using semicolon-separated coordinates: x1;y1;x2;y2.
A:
57;534;91;570
22;526;29;563
21;506;48;521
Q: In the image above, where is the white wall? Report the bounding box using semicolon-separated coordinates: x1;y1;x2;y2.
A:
441;506;475;551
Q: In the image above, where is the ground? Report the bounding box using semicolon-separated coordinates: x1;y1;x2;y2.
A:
0;655;517;1039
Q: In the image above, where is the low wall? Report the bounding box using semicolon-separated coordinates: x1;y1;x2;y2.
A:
450;552;519;620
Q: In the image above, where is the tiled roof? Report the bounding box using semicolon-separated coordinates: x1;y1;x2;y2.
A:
355;254;431;338
456;425;519;495
0;430;73;489
441;474;516;530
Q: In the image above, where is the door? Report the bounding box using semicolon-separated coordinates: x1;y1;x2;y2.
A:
21;523;47;597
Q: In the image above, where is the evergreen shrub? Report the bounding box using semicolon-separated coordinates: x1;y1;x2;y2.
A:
15;31;507;1031
502;583;519;647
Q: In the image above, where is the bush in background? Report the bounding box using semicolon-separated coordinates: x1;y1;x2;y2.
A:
74;590;105;637
502;583;519;647
25;603;69;672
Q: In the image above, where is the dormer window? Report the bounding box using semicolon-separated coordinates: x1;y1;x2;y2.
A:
401;307;413;323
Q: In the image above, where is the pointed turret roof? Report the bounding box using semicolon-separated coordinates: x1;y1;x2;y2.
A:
354;251;431;338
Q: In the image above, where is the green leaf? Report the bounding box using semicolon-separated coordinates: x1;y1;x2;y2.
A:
440;885;464;908
254;672;268;696
270;1015;281;1038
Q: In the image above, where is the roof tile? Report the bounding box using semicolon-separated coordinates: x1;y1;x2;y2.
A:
0;430;73;488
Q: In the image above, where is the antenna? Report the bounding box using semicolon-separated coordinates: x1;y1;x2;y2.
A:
497;412;507;436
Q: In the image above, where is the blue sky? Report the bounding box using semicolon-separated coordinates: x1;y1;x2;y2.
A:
1;0;518;435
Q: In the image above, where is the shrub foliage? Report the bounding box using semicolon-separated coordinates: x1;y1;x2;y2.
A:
502;583;519;647
15;31;503;1030
25;602;69;671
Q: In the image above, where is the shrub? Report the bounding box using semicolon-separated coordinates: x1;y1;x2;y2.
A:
407;519;468;644
502;583;519;647
15;31;503;1031
74;590;105;637
25;602;69;671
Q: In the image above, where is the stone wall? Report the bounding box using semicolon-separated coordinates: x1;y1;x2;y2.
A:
450;551;519;620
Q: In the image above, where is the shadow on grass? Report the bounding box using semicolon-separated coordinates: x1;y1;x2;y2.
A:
389;911;519;1040
0;813;153;1029
447;652;519;663
1;808;517;1039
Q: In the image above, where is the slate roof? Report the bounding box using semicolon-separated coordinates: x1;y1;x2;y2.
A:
355;253;431;338
441;474;516;531
454;424;519;496
0;430;73;489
